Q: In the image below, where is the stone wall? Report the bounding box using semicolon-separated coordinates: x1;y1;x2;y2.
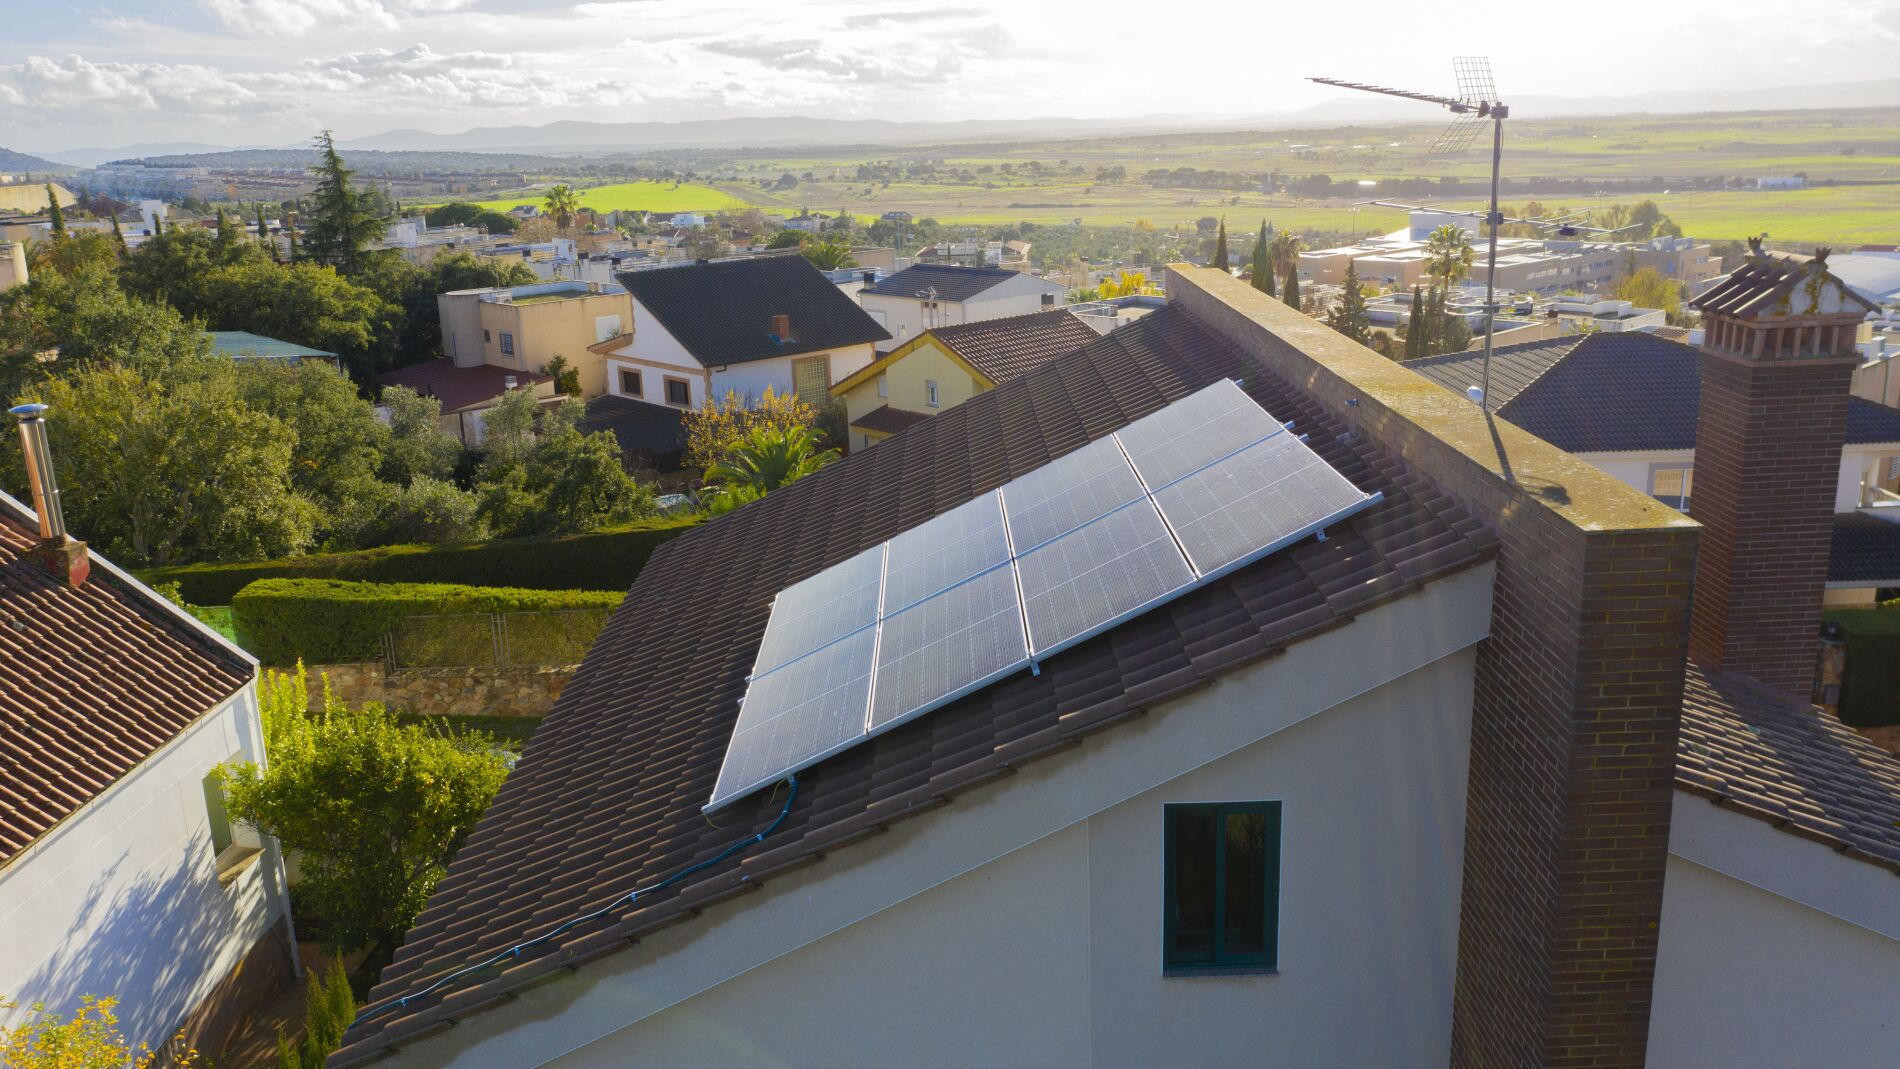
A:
309;661;574;718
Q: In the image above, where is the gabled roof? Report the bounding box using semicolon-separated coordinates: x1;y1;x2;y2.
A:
1677;664;1900;874
1691;246;1879;319
1829;514;1900;585
574;394;686;457
375;359;552;414
336;302;1497;1063
618;257;889;366
0;495;252;867
1407;332;1900;453
862;263;1024;302
931;309;1099;384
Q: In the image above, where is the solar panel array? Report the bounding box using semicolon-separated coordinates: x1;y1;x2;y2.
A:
707;379;1381;810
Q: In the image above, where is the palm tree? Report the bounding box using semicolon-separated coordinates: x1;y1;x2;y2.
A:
543;184;581;233
705;424;840;505
1268;230;1302;281
799;240;857;270
1424;223;1475;289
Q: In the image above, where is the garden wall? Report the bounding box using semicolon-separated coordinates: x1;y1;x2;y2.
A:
316;662;574;719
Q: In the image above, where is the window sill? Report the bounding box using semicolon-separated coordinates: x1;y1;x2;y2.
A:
214;844;263;888
1163;965;1279;979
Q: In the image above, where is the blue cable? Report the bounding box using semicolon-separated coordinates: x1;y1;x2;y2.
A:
350;774;800;1029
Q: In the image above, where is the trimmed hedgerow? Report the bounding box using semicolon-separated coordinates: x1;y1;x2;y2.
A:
1825;607;1900;728
231;578;625;666
141;516;699;605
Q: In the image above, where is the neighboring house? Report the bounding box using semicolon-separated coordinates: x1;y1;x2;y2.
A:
0;408;291;1058
203;331;339;368
573;394;688;471
859;264;1067;351
376;361;557;447
831;308;1098;449
436;280;629;399
1408;304;1898;603
604;256;890;410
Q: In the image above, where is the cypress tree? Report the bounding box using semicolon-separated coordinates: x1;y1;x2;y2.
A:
1282;261;1300;310
1327;261;1374;348
151;214;163;237
302;130;382;274
109;213;126;250
45;184;66;241
1250;221;1272;295
1212;216;1229;273
1405;285;1424;358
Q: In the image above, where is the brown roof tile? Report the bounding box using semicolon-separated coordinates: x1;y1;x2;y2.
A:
0;500;252;867
932;309;1101;384
850;404;931;435
334;302;1498;1062
375;360;553;414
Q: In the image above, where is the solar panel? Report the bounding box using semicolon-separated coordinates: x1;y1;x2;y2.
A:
869;565;1028;732
750;544;885;674
1154;431;1371;577
1001;435;1145;552
1116;379;1285;489
1016;500;1196;656
708;378;1382;812
882;492;1010;614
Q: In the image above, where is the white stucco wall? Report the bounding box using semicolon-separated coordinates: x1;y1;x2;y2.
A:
376;561;1494;1069
709;343;876;403
862;274;1063;351
0;686;290;1051
1581;446;1887;513
1649;798;1900;1066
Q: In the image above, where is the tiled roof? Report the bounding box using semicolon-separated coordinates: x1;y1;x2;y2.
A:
375;360;552;414
1829;514;1900;585
0;497;252;867
574;394;686;457
336;302;1498;1062
850;404;930;435
932;309;1100;384
862;263;1022;302
618;257;889;366
1677;663;1900;873
1408;332;1900;453
1692;247;1879;318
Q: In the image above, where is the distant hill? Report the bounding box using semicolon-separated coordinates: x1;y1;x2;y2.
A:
334;116;1185;154
113;148;585;174
39;142;241;167
0;147;74;174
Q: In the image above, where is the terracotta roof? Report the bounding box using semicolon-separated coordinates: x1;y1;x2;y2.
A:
1408;332;1900;452
375;360;552;414
1692;247;1879;319
0;498;252;867
574;394;686;457
863;263;1023;302
618;257;890;366
850;403;930;435
932;309;1100;384
335;302;1498;1062
1677;663;1900;873
1829;514;1900;585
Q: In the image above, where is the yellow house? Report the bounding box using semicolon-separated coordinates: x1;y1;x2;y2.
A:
831;309;1097;450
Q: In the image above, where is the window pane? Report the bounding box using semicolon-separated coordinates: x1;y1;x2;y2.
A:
1222;810;1268;957
620;368;641;396
1170;808;1217;964
202;772;233;856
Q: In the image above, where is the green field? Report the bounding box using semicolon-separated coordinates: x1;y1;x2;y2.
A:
455;179;754;214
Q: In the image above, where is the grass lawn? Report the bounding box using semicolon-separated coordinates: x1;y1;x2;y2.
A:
450;180;756;215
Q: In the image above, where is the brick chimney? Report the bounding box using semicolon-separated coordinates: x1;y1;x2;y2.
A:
9;403;89;587
770;314;792;343
1686;243;1875;696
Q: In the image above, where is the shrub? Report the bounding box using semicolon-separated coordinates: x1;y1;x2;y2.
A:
0;995;196;1069
276;956;354;1069
138;516;699;604
231;577;624;665
1825;608;1900;727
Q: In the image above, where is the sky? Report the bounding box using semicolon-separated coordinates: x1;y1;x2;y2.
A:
1;0;1897;153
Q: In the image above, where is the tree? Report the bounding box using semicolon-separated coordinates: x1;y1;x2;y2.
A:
766;229;806;249
219;663;509;959
1425;224;1474;288
527;429;655;535
300;131;382;275
275;956;354;1069
1327;262;1374;347
543;184;580;232
424;202;517;234
44;185;65;242
0;268;208;398
23;231;118;280
542;353;582;396
681;387;819;474
799;240;857;270
1614;267;1685;323
193;260;394;379
476;384;540;473
235;360;389;511
377;385;460;485
214;208;243;259
109;213;126;251
1403;286;1425;359
1212;217;1229;272
0;994;197;1069
1249;221;1273;296
1281;260;1300;310
705;423;839;504
1099;270;1150;298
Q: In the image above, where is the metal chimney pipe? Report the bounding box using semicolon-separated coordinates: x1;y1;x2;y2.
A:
9;403;66;541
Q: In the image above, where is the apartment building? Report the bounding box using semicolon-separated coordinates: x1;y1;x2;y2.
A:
437;279;631;397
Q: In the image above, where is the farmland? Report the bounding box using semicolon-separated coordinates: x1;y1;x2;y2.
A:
452;179;753;214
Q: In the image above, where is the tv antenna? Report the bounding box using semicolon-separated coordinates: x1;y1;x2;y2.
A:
1311;57;1513;410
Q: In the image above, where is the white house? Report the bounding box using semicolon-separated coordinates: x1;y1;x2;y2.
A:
603;256;890;410
858;263;1067;351
0;409;292;1058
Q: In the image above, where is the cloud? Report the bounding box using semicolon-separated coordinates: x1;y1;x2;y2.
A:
0;54;256;117
700;36;966;85
839;6;983;28
197;0;472;35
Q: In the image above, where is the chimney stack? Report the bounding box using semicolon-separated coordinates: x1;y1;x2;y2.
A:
1685;244;1876;697
9;404;88;587
771;314;792;342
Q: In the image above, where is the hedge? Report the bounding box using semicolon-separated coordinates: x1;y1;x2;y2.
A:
232;578;626;666
1825;608;1900;727
141;516;699;605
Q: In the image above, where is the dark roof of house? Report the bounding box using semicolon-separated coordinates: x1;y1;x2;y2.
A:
336;302;1499;1063
574;394;686;456
932;309;1100;384
851;404;930;435
862;263;1023;302
1407;332;1900;453
1829;514;1900;585
618;256;890;366
376;360;552;415
1692;247;1879;319
0;497;252;867
1677;664;1900;873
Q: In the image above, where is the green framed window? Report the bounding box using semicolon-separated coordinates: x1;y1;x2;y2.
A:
1164;800;1280;974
